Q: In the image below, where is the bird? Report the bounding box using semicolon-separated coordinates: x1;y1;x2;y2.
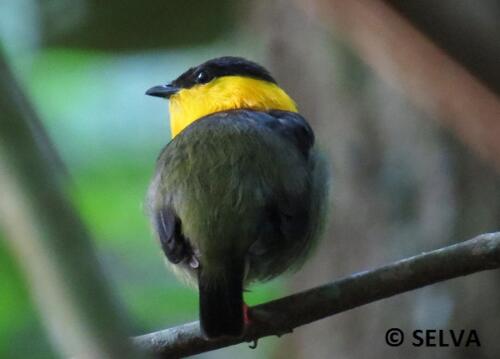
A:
145;56;329;339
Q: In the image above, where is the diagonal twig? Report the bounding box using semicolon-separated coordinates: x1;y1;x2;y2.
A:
296;0;500;171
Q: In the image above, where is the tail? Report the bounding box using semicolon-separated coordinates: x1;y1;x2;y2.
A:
198;259;245;338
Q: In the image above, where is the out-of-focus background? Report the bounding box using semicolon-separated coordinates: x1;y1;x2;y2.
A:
1;0;499;358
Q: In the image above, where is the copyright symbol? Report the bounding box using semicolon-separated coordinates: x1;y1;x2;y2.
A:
386;328;404;346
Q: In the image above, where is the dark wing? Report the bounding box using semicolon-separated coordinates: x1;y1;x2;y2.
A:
155;207;191;264
245;110;315;280
264;110;314;158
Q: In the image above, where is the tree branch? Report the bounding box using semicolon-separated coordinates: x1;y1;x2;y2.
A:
133;232;500;358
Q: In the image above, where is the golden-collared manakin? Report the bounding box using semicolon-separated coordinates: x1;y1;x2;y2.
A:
146;56;329;339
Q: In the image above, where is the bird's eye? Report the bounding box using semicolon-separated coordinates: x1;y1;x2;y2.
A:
195;71;211;84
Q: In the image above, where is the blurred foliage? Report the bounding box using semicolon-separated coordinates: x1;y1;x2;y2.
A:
0;240;57;358
40;0;237;50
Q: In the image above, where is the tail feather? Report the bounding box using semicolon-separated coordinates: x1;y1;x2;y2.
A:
198;259;245;338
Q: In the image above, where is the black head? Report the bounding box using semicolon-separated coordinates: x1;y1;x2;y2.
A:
146;56;277;98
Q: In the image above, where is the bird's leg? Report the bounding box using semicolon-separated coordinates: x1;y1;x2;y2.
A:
243;302;251;325
244;303;259;348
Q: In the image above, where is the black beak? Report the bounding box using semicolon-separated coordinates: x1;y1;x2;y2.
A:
145;84;180;98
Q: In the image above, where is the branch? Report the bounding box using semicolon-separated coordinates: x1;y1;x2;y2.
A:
296;0;500;171
133;232;500;357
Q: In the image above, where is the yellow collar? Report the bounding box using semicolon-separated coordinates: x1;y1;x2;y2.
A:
168;76;298;138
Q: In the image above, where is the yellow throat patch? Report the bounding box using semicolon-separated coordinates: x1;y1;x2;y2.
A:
168;76;298;138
